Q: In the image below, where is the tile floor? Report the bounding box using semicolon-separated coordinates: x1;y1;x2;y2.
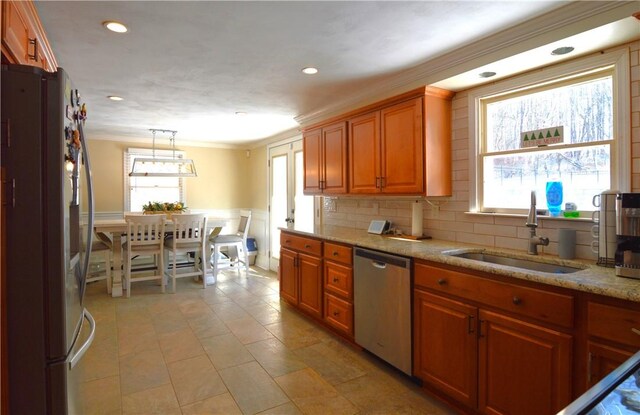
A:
78;266;455;414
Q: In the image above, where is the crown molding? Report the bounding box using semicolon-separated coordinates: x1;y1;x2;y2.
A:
294;1;639;128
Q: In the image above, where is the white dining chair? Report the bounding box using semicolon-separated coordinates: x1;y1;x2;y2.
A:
209;210;251;281
123;214;166;297
164;213;208;292
84;229;113;294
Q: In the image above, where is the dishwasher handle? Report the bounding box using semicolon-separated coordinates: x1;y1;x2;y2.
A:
354;247;410;269
371;261;387;269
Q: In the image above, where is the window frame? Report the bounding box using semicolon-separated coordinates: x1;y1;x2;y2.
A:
468;48;630;214
123;148;187;212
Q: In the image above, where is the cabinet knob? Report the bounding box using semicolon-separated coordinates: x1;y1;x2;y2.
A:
332;251;339;256
437;278;446;285
512;296;522;305
333;311;340;316
305;244;311;249
285;240;291;244
333;277;339;283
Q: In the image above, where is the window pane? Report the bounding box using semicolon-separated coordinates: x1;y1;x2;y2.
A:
486;76;613;152
294;151;314;233
130;184;181;212
483;145;610;211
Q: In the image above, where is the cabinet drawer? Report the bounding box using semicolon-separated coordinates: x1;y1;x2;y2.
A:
323;242;353;265
324;261;353;300
587;302;640;347
280;233;322;256
415;262;574;328
324;293;353;336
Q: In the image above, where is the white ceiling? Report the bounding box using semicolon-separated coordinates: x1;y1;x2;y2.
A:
35;1;640;147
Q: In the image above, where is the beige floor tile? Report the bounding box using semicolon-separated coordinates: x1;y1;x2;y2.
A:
119;347;170;395
179;298;214;319
180;392;243;415
256;402;303;415
158;326;205;363
294;341;367;385
243;303;282;325
199;287;233;305
78;375;121;415
167;355;227;406
219;361;290;415
77;335;119;382
187;312;230;340
274;368;358;415
263;320;323;350
151;308;190;335
225;316;275;344
246;338;307;378
118;322;159;357
122;383;181;415
200;333;255;370
210;301;252;321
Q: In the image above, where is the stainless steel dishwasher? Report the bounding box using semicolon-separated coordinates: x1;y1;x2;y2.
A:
354;247;412;375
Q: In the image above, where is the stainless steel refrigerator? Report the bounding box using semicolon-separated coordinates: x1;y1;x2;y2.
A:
1;63;96;414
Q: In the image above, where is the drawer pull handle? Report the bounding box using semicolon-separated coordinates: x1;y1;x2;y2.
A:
468;315;475;334
333;277;339;283
333;311;340;316
632;328;640;336
28;37;38;61
437;278;446;285
512;296;522;305
285;240;291;244
305;244;311;249
332;251;339;256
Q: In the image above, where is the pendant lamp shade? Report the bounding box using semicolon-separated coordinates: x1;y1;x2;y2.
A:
129;129;197;177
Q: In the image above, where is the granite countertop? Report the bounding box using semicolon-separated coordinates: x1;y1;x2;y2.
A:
281;225;640;302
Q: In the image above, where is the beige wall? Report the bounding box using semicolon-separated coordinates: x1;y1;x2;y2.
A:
324;40;640;260
86;139;251;212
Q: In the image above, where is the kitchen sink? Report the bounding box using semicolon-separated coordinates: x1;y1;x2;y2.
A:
447;251;583;274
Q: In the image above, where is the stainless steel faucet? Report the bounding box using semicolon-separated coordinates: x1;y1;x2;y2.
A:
525;191;549;255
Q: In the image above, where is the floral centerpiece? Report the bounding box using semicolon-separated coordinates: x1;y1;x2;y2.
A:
142;201;186;218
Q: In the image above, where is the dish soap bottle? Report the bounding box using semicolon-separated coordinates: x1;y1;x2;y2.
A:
546;180;563;217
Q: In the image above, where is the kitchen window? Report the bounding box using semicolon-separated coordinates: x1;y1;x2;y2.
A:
124;148;186;212
469;48;630;215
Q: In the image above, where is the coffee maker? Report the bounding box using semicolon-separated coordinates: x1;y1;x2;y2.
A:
615;193;640;278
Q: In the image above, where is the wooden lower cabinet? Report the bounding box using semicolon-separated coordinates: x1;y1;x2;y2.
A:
297;253;322;318
322;242;354;338
586;341;633;388
414;261;574;415
478;310;572;415
414;289;477;408
279;241;323;319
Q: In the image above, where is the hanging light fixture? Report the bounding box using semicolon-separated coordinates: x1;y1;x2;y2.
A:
129;129;197;177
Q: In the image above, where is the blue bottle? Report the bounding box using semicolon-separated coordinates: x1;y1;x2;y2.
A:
546;181;563;217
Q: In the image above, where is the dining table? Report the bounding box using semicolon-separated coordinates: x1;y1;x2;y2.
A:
94;216;228;297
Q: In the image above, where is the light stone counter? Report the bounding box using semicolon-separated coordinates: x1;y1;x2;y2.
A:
282;225;640;302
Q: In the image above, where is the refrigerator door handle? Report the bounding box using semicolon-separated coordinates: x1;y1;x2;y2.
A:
77;122;94;282
68;308;95;369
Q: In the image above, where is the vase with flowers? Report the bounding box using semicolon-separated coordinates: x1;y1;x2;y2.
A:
142;201;187;219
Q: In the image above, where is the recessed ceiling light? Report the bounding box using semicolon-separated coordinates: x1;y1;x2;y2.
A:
479;71;497;78
103;21;127;33
235;111;247;116
107;95;124;101
302;67;318;75
551;46;574;56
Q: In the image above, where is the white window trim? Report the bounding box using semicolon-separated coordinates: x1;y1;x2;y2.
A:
123;147;188;212
467;47;630;213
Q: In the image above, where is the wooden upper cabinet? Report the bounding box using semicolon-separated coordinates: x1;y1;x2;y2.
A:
1;1;56;72
349;111;380;194
303;128;323;194
380;97;423;194
303;122;348;195
322;122;348;194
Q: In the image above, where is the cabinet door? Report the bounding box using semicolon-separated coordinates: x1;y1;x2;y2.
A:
279;248;298;305
324;260;352;300
322;122;348;194
348;111;380;194
380;97;424;194
298;253;323;318
478;310;572;415
587;341;634;388
2;1;31;64
303;128;323;194
324;293;353;337
414;290;478;408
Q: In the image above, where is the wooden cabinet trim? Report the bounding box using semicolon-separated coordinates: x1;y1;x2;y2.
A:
587;301;640;347
323;242;352;265
280;232;322;257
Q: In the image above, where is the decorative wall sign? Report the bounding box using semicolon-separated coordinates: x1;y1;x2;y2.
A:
521;126;564;148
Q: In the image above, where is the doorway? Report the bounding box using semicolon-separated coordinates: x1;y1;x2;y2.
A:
268;140;315;271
